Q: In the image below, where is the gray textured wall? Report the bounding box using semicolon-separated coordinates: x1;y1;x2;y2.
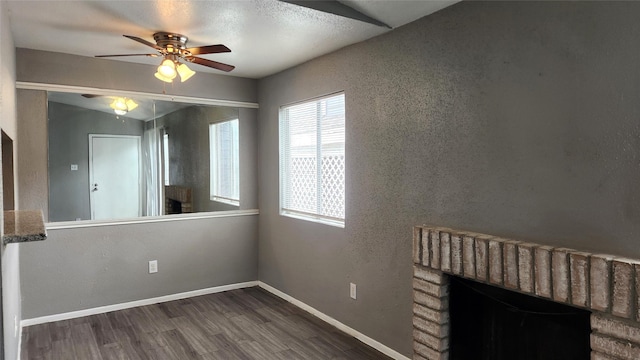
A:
257;2;640;356
17;51;259;321
48;102;145;222
16;48;257;104
21;215;258;318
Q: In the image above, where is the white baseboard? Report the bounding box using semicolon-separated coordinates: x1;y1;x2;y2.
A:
21;281;258;327
16;323;22;360
258;281;410;360
20;280;410;360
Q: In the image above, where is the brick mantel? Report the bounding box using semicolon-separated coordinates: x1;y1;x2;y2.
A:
412;226;640;360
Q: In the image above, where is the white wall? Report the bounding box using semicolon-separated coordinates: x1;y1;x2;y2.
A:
0;1;20;359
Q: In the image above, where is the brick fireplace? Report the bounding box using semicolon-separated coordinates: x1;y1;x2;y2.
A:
164;185;192;214
412;226;640;360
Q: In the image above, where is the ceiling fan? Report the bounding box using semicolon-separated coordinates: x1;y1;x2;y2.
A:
96;32;235;83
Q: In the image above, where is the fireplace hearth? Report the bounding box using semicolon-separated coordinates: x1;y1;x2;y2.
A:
412;226;640;360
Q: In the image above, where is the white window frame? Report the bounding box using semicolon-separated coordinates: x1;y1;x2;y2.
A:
279;92;346;227
162;131;170;186
209;119;240;206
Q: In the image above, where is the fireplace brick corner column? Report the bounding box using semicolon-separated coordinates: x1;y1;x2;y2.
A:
412;225;640;360
412;265;449;360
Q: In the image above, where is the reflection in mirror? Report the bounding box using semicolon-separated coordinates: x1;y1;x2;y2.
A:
47;91;241;222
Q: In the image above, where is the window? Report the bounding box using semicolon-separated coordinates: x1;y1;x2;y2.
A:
279;93;345;226
209;119;239;205
162;132;170;186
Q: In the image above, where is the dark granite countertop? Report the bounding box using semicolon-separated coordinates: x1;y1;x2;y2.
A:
3;210;47;245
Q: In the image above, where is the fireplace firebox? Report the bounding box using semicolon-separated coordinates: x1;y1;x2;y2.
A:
450;277;590;359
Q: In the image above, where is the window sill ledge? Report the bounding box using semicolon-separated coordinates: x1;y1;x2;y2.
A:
280;211;344;228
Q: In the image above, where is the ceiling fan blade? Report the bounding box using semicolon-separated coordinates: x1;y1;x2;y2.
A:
95;53;159;58
123;35;163;50
185;44;231;55
279;0;392;29
188;56;235;72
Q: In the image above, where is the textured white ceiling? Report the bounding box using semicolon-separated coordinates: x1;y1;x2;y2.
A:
6;0;457;79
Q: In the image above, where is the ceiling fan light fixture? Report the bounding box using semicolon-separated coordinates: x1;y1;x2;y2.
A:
109;97;139;116
157;58;177;79
177;63;196;82
111;98;128;111
155;71;174;83
125;98;138;111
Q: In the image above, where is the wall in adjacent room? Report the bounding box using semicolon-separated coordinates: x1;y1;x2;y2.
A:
257;2;640;356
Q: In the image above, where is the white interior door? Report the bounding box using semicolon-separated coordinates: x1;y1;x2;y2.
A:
89;134;142;220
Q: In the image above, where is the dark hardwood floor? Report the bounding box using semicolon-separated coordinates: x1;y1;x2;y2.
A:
21;287;392;359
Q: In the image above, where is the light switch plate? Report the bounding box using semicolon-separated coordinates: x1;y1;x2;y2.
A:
149;260;158;273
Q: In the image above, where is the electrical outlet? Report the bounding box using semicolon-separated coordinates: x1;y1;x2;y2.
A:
71;164;78;171
149;260;158;273
350;283;357;300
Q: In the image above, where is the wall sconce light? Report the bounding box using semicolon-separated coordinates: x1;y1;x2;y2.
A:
109;97;138;116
